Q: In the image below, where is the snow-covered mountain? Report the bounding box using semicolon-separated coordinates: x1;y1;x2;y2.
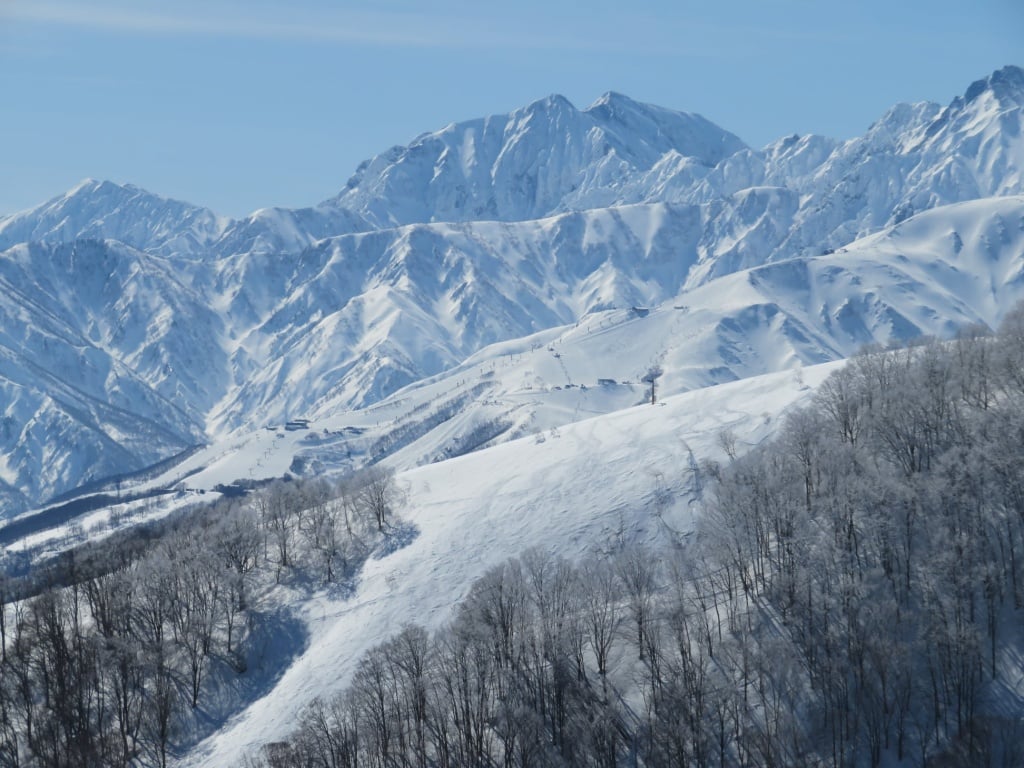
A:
333;66;1024;269
1;66;1023;515
0;240;206;511
0;180;229;259
673;65;1024;279
249;194;1024;482
0;179;371;260
332;91;748;227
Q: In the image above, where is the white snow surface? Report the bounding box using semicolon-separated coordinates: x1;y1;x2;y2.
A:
180;361;840;768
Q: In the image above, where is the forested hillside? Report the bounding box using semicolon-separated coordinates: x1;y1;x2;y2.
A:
249;310;1024;768
4;314;1024;766
0;466;406;767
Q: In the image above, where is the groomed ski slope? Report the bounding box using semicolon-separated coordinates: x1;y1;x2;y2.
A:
181;360;843;768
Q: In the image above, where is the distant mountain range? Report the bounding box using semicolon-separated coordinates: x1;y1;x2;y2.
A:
1;65;1022;515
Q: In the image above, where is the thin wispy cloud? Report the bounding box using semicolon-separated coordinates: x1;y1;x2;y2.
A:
4;2;470;47
3;1;592;51
0;0;734;57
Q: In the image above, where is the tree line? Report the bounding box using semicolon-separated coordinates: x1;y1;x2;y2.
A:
253;307;1024;768
0;465;404;767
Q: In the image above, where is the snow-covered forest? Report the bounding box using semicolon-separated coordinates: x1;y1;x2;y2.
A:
0;465;406;767
4;310;1024;766
249;313;1024;768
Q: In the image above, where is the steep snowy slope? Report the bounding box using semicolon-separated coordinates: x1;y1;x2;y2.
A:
4;67;1020;268
214;188;1024;435
272;196;1016;473
208;203;705;431
212;203;370;258
0;179;370;263
0;202;708;511
330;66;1024;270
181;361;842;768
3;191;1022;517
0;239;218;512
0;239;230;422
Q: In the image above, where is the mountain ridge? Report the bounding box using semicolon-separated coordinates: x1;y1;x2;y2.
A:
1;65;1023;513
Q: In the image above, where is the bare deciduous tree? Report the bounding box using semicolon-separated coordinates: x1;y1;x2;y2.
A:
354;466;404;531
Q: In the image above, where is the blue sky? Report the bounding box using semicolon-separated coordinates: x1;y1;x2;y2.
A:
1;0;1021;218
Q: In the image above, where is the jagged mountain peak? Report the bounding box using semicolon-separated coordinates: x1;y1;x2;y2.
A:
586;90;747;164
963;64;1024;107
923;64;1024;147
517;92;577;114
863;100;943;150
0;178;229;258
66;177;127;196
54;177;206;215
213;201;370;258
583;89;666;122
584;89;688;119
331;91;746;227
586;89;634;108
